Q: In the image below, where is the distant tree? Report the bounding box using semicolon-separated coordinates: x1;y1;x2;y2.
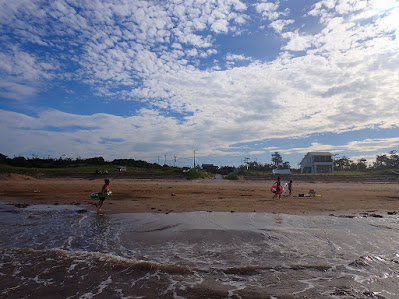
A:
85;157;105;165
219;166;235;175
374;154;389;169
335;156;352;171
261;163;273;171
271;152;283;168
9;156;30;167
353;158;367;171
0;153;7;162
388;150;399;169
372;151;399;169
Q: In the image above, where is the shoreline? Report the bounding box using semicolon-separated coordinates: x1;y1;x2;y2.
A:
1;173;399;217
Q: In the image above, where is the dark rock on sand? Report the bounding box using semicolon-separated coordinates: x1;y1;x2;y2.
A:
14;203;29;208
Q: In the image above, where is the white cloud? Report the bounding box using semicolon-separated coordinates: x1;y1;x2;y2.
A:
0;82;37;101
282;30;313;51
1;0;399;164
255;1;280;21
335;0;368;15
0;0;250;100
0;47;58;100
226;53;252;61
0;108;232;160
269;19;294;33
211;18;230;33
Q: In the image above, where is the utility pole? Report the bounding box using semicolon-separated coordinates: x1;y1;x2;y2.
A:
174;155;177;166
164;154;167;165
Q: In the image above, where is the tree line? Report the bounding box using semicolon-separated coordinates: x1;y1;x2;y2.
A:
214;152;291;175
1;150;398;173
0;153;169;170
335;150;399;171
226;151;399;173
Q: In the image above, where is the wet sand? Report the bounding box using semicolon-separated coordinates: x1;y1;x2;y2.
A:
1;173;399;216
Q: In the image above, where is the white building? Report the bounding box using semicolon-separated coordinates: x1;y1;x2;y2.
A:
300;152;334;173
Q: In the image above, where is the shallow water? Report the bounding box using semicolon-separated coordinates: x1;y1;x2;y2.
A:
1;202;399;298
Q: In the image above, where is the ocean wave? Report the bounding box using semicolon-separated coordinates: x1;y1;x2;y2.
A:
0;247;192;275
133;223;181;233
215;264;331;275
1;247;334;276
349;255;396;268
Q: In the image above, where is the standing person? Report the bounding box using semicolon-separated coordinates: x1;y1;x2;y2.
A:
97;179;110;211
272;176;282;199
288;180;293;196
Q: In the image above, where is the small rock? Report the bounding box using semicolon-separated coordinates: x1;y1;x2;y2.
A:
369;214;383;218
14;203;29;208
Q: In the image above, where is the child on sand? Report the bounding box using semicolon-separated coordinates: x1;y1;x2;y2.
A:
288;180;293;196
97;179;110;211
272;177;282;199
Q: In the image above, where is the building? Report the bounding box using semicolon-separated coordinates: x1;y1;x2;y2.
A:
201;164;219;172
300;152;334;173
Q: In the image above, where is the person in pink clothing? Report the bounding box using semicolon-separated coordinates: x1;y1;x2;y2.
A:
272;177;283;199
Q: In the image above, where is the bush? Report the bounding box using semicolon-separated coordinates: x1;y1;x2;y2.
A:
186;168;211;180
224;172;239;180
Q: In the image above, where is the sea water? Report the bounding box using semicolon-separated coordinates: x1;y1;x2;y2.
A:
1;202;399;298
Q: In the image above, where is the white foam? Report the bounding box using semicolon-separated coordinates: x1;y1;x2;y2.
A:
3;211;399;298
79;275;112;299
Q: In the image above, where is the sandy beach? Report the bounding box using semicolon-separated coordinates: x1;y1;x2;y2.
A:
3;173;399;298
1;173;399;217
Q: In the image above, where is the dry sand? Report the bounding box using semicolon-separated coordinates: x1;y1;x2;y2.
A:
1;173;399;217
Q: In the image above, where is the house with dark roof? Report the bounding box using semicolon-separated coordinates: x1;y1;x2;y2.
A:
300;152;334;173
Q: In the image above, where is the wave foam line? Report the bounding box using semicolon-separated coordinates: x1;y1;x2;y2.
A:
1;247;192;275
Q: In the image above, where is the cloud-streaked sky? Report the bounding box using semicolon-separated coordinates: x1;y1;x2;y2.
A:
1;0;399;167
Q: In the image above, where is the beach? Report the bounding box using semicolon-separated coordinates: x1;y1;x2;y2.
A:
1;173;399;217
2;173;399;298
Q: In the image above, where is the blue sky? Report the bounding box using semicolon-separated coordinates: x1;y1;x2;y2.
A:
1;0;399;168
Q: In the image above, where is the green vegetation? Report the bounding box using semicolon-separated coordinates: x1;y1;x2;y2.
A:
334;151;399;172
224;172;239;180
2;150;399;177
0;155;182;175
186;168;212;180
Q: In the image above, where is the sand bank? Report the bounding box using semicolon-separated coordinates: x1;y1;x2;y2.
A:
1;174;399;217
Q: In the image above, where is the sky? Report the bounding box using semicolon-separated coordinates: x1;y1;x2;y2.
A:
1;0;399;168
